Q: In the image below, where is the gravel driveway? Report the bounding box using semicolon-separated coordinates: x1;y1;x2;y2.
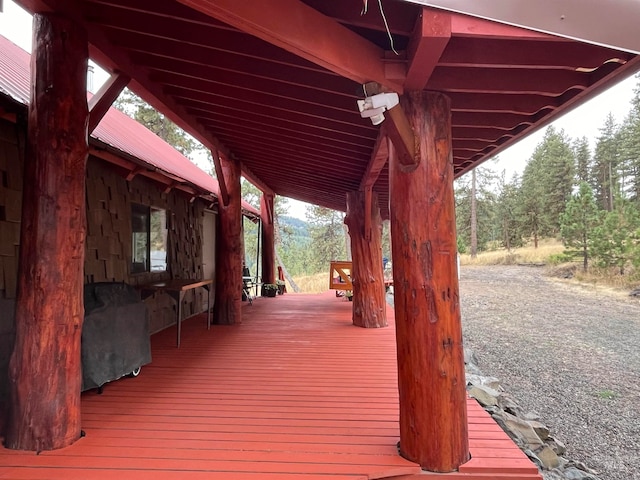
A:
459;265;640;480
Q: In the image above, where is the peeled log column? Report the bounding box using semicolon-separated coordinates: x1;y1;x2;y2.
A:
6;14;88;451
345;191;387;328
389;91;469;471
260;193;275;285
214;155;243;325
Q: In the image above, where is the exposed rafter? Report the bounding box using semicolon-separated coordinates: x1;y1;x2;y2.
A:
176;0;404;92
404;8;451;91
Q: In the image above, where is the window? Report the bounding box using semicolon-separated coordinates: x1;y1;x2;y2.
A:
131;203;167;273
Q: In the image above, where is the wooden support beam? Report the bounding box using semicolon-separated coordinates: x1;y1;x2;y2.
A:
345;190;387;329
362;82;418;168
389;91;469;472
176;0;404;92
213;154;243;325
359;125;389;191
87;72;129;134
404;8;451;90
212;149;230;207
6;13;88;452
260;193;276;285
386;104;419;169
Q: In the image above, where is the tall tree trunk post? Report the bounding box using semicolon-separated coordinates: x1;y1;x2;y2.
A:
260;193;275;285
389;91;469;472
214;154;243;324
470;168;478;258
6;14;88;451
344;190;387;328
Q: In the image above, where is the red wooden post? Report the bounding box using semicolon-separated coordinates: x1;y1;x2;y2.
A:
213;154;243;324
344;190;387;328
6;14;88;451
389;91;469;471
260;193;275;285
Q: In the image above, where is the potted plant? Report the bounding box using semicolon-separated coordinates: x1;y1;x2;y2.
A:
261;283;278;297
276;279;286;295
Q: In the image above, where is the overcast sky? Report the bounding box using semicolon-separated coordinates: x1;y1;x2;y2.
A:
1;0;638;217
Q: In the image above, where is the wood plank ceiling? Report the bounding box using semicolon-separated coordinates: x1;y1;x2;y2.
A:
16;0;640;217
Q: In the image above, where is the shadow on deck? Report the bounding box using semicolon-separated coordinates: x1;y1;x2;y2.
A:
0;292;541;480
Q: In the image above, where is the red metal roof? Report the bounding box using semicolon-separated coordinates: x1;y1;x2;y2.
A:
0;34;260;218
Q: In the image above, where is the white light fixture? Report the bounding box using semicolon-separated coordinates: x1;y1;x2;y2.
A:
357;92;399;126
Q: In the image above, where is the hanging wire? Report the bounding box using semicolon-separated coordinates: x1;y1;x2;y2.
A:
377;0;399;55
360;0;399;56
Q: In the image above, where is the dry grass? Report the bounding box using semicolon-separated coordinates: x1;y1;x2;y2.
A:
291;241;640;294
572;265;640;291
460;239;565;266
291;271;330;293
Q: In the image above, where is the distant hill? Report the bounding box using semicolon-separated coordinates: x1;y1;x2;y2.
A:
279;215;309;238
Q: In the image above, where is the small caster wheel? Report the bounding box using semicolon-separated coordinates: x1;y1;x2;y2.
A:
128;366;141;377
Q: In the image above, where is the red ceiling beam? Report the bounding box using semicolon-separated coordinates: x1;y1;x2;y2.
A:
440;37;632;70
200;116;371;157
189;104;375;147
452;111;535;130
448;92;557;114
161;84;361;127
110;30;359;96
404;8;451;91
87;72;130;133
172;93;375;140
449;13;553;40
429;67;588;95
176;0;404;92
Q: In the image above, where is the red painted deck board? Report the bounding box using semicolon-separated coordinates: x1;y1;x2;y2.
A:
0;292;541;480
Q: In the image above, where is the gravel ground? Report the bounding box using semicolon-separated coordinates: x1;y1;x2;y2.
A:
459;265;640;480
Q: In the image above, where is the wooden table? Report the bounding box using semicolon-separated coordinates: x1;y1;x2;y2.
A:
139;279;213;347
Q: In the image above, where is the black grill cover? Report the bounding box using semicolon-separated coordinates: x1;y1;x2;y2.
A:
82;282;151;391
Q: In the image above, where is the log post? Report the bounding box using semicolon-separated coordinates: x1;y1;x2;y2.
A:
213;154;243;324
389;91;469;471
344;190;387;328
260;193;275;285
6;14;88;451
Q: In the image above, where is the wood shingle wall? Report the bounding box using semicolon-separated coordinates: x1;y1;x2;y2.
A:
0;117;210;407
84;159;206;333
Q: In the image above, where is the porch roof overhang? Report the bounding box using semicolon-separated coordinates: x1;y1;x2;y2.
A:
0;34;260;219
13;0;640;218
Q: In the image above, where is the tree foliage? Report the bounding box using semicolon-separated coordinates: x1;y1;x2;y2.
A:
306;205;347;271
560;182;599;270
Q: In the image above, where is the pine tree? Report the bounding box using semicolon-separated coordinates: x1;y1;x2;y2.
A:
591;114;621;211
559;182;599;271
455;165;498;252
519;126;575;242
573;136;592;185
495;172;523;251
519;152;546;247
591;201;640;274
617;75;640;204
306;206;347;271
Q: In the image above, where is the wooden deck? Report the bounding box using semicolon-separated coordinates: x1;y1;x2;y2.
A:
0;292;541;480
